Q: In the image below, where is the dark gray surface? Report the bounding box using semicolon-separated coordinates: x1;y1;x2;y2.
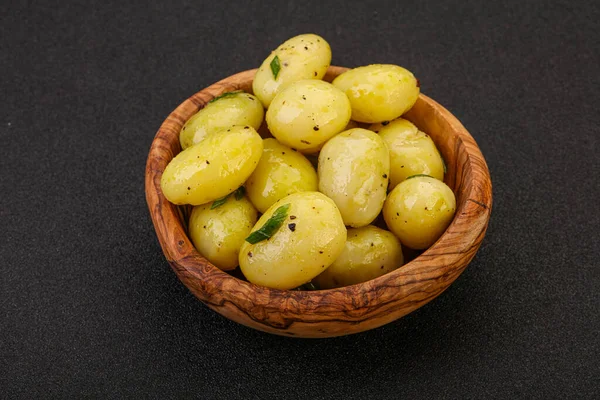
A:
1;0;599;398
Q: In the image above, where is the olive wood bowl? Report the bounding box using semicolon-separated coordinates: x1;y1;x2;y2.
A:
145;66;492;338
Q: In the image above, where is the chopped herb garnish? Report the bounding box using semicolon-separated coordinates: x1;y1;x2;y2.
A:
302;281;319;291
406;174;434;180
245;203;290;244
234;186;246;200
208;90;243;104
211;195;230;209
270;55;281;79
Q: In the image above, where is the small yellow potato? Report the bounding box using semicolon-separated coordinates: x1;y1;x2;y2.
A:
239;192;347;290
370;118;444;189
318;128;390;227
179;92;264;149
161;125;263;205
252;34;332;108
314;225;403;289
383;175;456;249
245;138;318;213
332;64;419;123
188;195;258;271
266;80;351;153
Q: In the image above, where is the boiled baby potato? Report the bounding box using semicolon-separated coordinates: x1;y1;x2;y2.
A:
239;192;346;290
188;194;258;271
318;128;390;227
252;34;332;108
266;80;351;153
161;125;263;205
314;225;403;289
383;175;456;249
332;64;419;123
370;118;444;189
179;91;264;149
245;138;318;213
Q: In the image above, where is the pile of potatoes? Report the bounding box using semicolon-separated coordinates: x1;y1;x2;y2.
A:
160;34;456;290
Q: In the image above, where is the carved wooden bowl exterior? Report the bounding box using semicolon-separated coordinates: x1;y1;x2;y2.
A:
145;66;492;338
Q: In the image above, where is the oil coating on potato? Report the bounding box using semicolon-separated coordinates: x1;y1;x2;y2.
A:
188;196;258;271
266;80;351;153
383;176;456;249
161;125;263;205
318;128;390;227
245;138;318;213
179;92;264;150
239;192;347;290
332;64;420;123
370;118;444;189
252;34;332;108
314;225;403;289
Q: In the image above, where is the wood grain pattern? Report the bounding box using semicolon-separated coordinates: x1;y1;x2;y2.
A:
145;66;492;338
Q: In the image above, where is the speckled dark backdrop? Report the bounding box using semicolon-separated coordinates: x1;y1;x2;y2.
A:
1;0;599;398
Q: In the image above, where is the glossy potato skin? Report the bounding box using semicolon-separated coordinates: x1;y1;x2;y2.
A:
188;196;258;271
245;138;318;213
252;34;332;108
332;64;420;123
179;92;264;149
318;128;390;227
370;118;444;189
266;80;351;153
314;225;404;289
161;126;263;205
239;192;347;290
383;176;456;249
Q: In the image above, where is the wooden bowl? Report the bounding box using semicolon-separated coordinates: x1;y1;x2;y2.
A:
145;66;492;338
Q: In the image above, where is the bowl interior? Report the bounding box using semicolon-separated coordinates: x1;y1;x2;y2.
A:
145;66;492;338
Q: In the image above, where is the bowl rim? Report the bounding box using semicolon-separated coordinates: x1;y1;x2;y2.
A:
145;66;492;336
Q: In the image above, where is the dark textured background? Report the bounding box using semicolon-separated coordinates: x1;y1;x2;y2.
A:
1;0;599;398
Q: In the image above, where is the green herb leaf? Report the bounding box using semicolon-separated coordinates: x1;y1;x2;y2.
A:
406;174;435;180
245;203;290;244
208;90;243;104
437;148;447;174
270;55;281;80
210;194;230;209
234;186;246;200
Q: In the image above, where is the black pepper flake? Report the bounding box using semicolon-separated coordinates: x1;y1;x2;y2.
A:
203;225;206;228
313;126;319;131
282;151;286;155
314;71;317;76
380;265;384;269
302;95;306;100
290;215;297;220
416;78;421;88
244;126;249;129
304;46;308;50
182;126;186;130
319;250;323;254
382;121;390;126
301;139;311;144
187;186;191;190
371;242;374;247
401;165;404;168
288;223;296;232
396;212;400;216
382;174;387;178
248;251;253;258
206;160;210;164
